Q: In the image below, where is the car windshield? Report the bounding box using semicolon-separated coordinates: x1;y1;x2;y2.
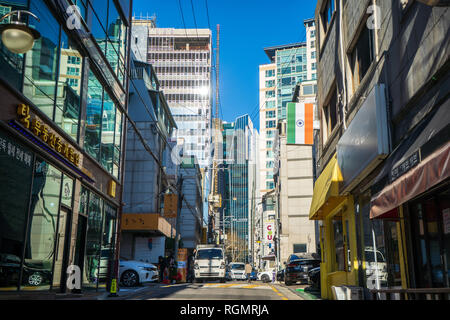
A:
231;264;245;270
196;249;223;260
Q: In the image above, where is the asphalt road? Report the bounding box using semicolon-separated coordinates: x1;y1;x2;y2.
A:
114;281;304;300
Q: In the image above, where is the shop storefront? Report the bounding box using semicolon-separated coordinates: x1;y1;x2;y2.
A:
370;101;450;293
309;154;359;300
0;122;119;293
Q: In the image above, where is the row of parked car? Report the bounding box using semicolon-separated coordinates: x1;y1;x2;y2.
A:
254;253;321;288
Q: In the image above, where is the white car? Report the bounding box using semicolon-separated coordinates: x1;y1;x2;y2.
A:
257;269;275;283
119;259;159;287
228;263;247;280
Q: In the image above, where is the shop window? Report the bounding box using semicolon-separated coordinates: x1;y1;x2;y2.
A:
83;192;103;288
358;194;388;289
21;160;62;291
0;131;34;291
332;218;345;271
410;193;450;288
81;187;117;289
22;0;60;121
85;71;103;161
54;30;83;141
350;25;375;93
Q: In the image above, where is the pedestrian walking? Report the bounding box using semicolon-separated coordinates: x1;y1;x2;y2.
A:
245;263;252;283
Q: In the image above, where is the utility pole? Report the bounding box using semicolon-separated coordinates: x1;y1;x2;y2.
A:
174;174;184;261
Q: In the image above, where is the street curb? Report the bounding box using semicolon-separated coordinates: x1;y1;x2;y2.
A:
294;288;320;300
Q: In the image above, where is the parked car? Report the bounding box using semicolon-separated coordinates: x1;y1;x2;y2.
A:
284;259;321;286
277;269;285;282
308;266;320;289
286;252;320;264
0;253;52;287
257;269;275;283
119;259;159;287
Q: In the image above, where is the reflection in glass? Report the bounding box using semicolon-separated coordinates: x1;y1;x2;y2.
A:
85;71;103;161
22;160;62;291
113;109;122;178
332;218;345;271
0;0;28;90
23;0;60;120
83;192;103;289
0;133;33;291
54;30;83;141
100;92;115;174
99;203;116;282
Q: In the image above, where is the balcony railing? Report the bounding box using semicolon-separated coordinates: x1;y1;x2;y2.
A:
370;288;450;300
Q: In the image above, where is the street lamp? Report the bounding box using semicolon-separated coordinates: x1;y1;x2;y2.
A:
0;10;40;54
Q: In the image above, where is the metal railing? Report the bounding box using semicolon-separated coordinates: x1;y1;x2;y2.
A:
370;288;450;300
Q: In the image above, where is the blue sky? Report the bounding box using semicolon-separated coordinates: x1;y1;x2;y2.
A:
132;0;317;129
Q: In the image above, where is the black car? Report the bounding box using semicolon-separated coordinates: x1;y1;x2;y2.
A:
0;254;52;287
307;266;320;289
284;259;320;286
286;252;320;264
276;269;285;282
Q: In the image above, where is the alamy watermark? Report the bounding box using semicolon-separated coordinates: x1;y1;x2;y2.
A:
66;5;82;30
367;5;381;30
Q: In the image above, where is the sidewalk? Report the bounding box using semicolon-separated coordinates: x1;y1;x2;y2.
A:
275;281;322;300
0;283;160;300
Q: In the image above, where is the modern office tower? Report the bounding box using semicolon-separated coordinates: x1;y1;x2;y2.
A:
259;19;317;195
219;115;258;263
131;19;213;170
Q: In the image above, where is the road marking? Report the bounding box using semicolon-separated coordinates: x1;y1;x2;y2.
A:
240;285;261;289
270;285;289;300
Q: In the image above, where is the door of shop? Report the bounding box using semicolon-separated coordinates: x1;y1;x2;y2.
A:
52;206;72;292
409;187;450;288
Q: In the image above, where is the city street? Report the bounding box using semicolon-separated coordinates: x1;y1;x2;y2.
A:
80;281;309;301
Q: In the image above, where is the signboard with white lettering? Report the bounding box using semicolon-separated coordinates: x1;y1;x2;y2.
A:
390;150;421;183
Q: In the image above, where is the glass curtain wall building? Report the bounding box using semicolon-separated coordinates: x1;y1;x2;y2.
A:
0;0;131;294
221;115;258;263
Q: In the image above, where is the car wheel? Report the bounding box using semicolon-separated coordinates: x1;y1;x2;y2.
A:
261;274;270;283
285;280;292;286
28;272;43;286
121;270;139;287
220;278;226;283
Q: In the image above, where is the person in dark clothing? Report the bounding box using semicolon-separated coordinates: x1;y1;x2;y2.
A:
186;252;195;283
158;256;165;283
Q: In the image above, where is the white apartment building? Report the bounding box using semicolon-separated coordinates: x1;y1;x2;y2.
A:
259;19;317;197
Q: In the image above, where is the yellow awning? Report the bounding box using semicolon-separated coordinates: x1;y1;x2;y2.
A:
309;154;347;220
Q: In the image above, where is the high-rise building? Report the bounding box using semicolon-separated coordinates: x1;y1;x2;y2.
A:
131;19;213;170
219;115;258;263
259;19;317;195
